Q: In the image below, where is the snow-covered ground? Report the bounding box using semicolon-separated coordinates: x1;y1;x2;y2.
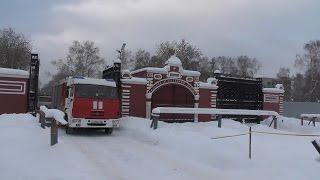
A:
1;114;320;180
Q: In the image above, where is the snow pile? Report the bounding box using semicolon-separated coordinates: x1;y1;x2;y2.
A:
301;114;320;118
1;113;320;180
152;107;279;116
40;106;67;125
0;67;29;78
165;55;182;66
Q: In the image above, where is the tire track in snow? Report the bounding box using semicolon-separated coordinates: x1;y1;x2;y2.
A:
61;132;133;180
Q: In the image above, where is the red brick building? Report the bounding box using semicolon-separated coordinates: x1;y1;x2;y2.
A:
0;68;29;114
119;56;284;121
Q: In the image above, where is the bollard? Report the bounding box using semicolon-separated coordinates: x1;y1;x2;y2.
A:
153;114;159;130
273;116;277;129
301;117;304;126
39;111;46;129
50;118;58;146
217;115;222;128
150;114;160;130
249;127;252;159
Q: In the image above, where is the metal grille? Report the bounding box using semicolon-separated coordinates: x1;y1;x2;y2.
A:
215;75;263;120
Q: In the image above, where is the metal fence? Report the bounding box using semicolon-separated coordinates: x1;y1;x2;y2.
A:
283;101;320;118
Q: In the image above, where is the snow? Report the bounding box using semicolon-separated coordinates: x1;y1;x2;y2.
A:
0;67;29;78
68;77;116;87
1;113;320;180
181;69;201;76
301;114;320;118
165;55;182;66
263;84;285;93
113;58;121;63
214;70;221;74
121;77;148;84
40;106;68;125
152;107;279;116
199;82;218;89
131;67;167;74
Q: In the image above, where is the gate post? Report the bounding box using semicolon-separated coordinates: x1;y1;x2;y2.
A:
273;116;277;129
150;113;160;130
217;115;222;128
146;93;152;119
50;118;58;146
194;100;199;123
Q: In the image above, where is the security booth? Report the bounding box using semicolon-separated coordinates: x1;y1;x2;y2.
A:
0;68;29;114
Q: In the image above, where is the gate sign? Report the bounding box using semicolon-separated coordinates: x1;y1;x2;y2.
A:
264;94;279;103
148;78;197;96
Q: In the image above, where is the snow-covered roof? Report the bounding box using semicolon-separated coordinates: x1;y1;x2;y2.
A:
263;84;284;93
68;77;116;87
131;67;167;74
214;70;221;74
130;55;200;77
165;56;182;66
263;88;284;94
181;70;200;76
199;82;218;89
121;77;148;85
131;67;200;76
113;58;121;63
0;67;29;78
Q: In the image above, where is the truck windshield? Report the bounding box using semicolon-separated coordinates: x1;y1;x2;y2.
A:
75;84;118;99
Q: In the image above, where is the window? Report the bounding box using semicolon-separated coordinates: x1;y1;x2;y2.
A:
75;84;118;99
186;77;193;82
168;72;181;78
154;74;162;80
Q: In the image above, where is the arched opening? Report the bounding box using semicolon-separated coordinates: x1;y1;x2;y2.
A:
151;84;195;122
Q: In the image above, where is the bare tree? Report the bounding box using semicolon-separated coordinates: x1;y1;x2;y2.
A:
295;40;320;101
154;39;203;70
134;49;151;70
0;27;32;70
276;67;292;101
210;56;261;78
211;56;237;75
51;40;104;81
235;56;261;77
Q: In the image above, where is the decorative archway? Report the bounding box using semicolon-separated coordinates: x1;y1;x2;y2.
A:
147;78;197;96
146;78;199;122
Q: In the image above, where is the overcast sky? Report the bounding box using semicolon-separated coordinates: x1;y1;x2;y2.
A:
1;0;320;84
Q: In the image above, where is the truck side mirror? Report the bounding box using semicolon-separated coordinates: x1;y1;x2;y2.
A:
65;88;69;97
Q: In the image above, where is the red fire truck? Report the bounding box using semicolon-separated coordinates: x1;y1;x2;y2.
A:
52;76;120;134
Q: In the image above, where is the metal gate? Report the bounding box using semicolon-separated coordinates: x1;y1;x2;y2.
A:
215;75;263;121
152;84;195;122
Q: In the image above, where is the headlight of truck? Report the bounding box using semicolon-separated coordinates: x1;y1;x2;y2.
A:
72;119;81;123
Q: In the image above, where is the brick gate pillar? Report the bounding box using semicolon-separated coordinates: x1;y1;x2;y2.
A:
263;84;285;115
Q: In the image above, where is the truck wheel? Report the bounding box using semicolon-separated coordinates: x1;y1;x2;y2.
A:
105;128;113;135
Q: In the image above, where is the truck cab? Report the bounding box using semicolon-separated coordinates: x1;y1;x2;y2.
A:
52;76;120;134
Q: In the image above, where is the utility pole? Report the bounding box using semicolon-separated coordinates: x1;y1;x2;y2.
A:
116;43;126;62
